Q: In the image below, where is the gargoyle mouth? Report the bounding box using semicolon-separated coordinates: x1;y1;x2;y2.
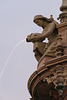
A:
26;38;29;42
26;38;34;42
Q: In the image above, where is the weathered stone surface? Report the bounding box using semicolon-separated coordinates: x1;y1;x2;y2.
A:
27;55;67;100
27;0;67;100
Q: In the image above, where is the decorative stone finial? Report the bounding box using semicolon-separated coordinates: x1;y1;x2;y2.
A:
60;0;67;12
58;0;67;23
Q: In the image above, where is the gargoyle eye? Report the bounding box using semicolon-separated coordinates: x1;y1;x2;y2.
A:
35;20;39;24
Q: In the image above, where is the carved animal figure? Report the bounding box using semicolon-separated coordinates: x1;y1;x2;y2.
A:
26;15;59;62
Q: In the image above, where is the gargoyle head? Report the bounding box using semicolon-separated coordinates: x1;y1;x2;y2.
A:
26;33;36;43
26;33;41;43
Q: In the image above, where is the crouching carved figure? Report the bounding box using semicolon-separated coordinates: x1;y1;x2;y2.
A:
26;15;59;62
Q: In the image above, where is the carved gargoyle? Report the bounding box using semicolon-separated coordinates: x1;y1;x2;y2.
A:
26;15;59;62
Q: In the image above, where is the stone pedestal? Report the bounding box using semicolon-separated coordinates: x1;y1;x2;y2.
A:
28;55;67;100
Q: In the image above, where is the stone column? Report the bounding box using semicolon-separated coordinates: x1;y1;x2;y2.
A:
59;0;67;22
57;0;67;55
56;0;67;98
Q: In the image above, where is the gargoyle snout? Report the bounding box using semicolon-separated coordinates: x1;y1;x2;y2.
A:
26;38;29;42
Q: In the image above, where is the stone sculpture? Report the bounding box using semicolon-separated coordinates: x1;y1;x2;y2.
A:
27;1;67;100
26;15;59;62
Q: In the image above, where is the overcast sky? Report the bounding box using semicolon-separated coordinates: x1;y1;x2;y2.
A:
0;0;62;100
